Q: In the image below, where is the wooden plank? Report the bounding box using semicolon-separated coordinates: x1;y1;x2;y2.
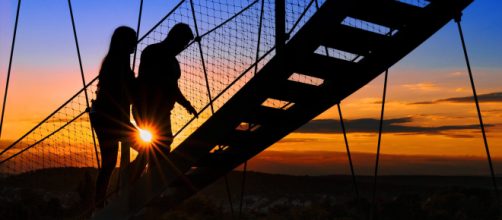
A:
291;53;363;80
241;106;288;125
267;80;320;103
347;0;425;30
320;24;390;56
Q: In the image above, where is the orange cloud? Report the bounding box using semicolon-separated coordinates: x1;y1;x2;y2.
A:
247;150;502;176
401;82;440;92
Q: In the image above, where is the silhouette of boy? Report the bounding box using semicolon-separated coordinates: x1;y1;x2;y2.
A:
134;23;197;157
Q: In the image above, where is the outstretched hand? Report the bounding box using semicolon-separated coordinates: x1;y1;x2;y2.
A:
186;105;198;118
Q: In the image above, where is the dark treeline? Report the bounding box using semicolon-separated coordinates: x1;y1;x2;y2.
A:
0;168;500;219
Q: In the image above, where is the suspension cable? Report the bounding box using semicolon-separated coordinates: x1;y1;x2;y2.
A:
188;0;238;216
189;0;214;113
0;0;21;141
313;0;359;199
0;77;98;157
238;161;247;219
253;0;265;76
224;174;235;219
287;0;315;36
238;1;265;217
67;0;100;169
337;104;359;198
138;0;186;43
68;0;90;107
454;14;499;202
132;0;144;71
236;2;265;218
199;0;259;40
0;111;86;165
371;69;389;220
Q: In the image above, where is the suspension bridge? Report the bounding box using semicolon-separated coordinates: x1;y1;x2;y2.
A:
1;0;497;219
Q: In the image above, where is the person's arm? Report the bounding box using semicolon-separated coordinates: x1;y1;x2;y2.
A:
174;82;198;118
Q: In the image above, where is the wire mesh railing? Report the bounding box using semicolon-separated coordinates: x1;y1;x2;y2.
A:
0;79;99;174
0;0;324;175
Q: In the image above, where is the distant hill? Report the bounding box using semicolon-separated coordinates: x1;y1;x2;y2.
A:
0;168;501;219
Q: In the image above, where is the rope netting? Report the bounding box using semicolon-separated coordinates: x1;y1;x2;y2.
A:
0;0;326;175
0;80;99;174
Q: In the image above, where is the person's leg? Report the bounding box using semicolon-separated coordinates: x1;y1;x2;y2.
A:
156;118;173;157
95;139;118;208
126;136;148;184
129;151;147;180
115;122;146;184
142;120;172;174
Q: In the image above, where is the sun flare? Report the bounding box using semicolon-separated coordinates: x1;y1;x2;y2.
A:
138;128;153;143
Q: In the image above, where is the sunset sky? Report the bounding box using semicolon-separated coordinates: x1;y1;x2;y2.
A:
1;0;502;176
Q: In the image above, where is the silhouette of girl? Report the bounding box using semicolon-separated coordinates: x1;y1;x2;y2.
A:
90;26;137;208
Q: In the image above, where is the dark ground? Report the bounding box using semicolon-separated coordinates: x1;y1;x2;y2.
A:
0;168;500;220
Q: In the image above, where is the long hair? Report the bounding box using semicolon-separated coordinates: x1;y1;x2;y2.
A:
98;26;136;90
108;26;137;55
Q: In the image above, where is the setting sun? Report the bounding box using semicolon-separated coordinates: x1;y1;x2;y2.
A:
138;128;153;143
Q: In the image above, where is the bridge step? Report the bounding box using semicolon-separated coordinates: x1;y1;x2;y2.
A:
291;53;363;81
241;106;287;125
320;24;390;57
347;0;425;30
267;80;320;103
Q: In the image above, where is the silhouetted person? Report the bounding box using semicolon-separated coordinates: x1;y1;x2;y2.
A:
90;26;137;208
134;23;197;157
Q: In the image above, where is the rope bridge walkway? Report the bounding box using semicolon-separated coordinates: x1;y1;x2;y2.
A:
0;0;485;218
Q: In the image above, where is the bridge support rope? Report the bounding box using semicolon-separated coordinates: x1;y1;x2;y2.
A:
455;14;500;203
371;69;389;220
238;161;248;219
313;0;359;200
236;1;267;217
0;0;21;141
190;0;215;113
0;111;87;165
132;0;144;71
337;104;359;198
289;0;315;37
188;0;238;216
67;0;100;169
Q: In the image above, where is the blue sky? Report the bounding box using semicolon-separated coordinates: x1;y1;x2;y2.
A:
397;0;502;70
1;0;501;132
1;0;500;81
